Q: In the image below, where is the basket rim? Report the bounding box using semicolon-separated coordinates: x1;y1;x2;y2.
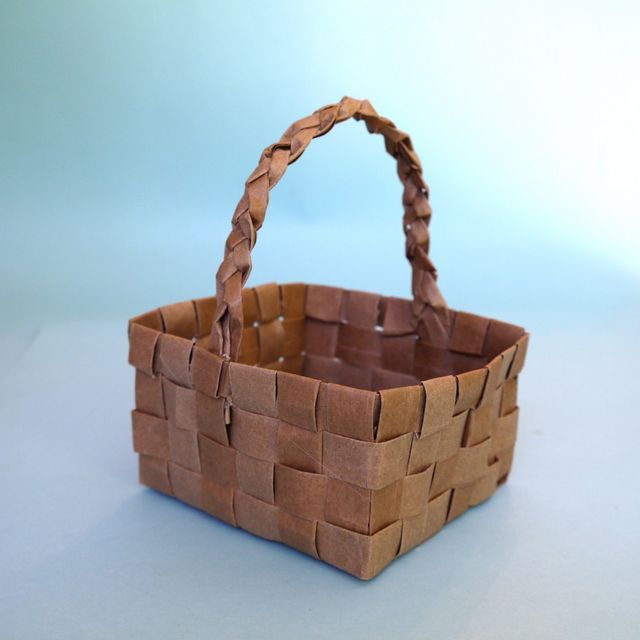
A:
128;281;528;401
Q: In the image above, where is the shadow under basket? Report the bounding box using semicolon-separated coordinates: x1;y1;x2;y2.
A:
128;283;528;580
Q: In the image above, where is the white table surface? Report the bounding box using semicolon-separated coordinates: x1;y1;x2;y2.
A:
1;314;638;639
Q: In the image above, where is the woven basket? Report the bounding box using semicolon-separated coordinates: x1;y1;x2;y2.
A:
128;97;529;580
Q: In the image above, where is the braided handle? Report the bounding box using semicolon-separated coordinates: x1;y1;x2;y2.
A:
212;96;448;359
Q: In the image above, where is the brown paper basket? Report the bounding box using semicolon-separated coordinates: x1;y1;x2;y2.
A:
128;97;529;580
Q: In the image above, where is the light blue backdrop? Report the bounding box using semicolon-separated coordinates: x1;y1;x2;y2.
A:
1;0;638;326
1;3;640;640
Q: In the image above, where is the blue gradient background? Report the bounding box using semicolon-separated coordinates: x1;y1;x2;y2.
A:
2;0;638;324
1;2;639;639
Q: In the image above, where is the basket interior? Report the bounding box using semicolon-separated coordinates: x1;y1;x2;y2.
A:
141;283;525;393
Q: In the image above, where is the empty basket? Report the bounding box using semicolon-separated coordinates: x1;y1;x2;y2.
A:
128;96;529;579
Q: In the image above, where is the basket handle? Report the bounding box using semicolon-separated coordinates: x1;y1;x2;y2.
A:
212;96;448;359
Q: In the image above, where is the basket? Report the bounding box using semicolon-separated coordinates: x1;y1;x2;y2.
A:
128;97;529;580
